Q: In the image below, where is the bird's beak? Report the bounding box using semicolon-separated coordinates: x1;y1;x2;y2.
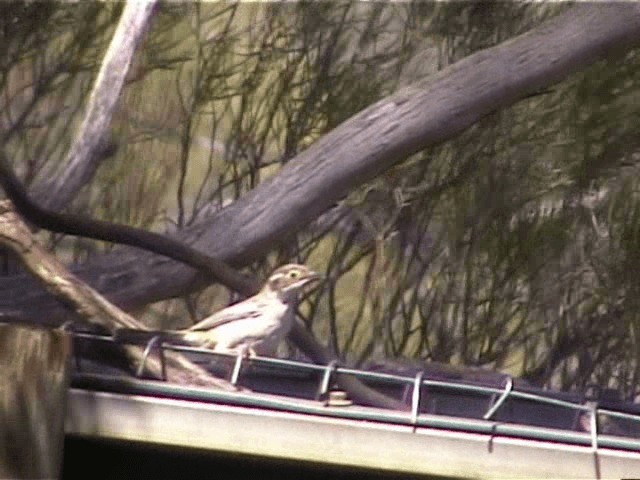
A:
308;270;322;283
300;270;322;291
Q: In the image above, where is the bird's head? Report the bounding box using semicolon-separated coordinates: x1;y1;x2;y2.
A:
262;263;322;302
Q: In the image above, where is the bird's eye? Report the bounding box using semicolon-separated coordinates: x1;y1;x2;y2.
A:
289;271;299;279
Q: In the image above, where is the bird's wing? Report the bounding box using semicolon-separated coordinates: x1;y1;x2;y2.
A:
186;301;262;332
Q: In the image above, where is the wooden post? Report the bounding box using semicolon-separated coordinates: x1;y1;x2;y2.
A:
0;323;70;479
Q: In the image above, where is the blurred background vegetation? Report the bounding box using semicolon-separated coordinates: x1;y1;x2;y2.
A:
2;2;640;398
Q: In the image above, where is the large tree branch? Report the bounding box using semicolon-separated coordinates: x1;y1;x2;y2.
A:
2;3;640;320
0;149;259;295
200;3;640;264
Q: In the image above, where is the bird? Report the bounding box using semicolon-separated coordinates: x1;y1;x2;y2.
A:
115;263;321;357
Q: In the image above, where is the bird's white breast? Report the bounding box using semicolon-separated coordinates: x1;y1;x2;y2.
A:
201;300;293;355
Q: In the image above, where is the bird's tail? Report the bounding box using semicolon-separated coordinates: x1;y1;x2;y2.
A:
113;328;187;346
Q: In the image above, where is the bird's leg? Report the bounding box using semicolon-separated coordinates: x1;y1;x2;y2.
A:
246;345;258;358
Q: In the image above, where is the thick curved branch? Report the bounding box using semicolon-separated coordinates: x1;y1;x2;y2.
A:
201;3;640;267
0;149;258;295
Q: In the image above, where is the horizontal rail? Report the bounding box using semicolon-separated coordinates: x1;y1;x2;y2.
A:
69;330;640;453
65;389;640;479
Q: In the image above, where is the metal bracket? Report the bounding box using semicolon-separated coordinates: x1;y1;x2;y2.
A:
589;402;599;452
588;402;601;479
136;335;166;380
230;348;247;386
411;371;424;427
317;360;338;403
484;376;513;420
59;321;76;332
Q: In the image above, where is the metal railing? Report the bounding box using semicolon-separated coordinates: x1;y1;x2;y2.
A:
68;330;640;453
